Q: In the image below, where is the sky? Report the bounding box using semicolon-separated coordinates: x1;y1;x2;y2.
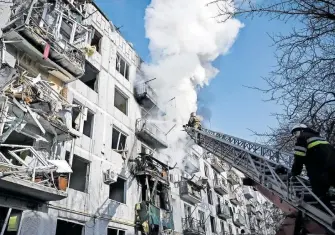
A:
95;0;293;142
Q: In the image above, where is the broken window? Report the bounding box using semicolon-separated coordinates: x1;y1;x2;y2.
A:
204;164;209;177
71;101;94;138
112;127;127;151
72;102;81;131
115;53;130;80
210;216;216;233
114;88;128;115
107;228;126;235
109;177;126;203
79;61;99;92
66;153;90;193
220;220;225;233
91;28;102;53
83;109;94;138
0;207;22;235
56;220;83;235
169;173;174;182
207;187;213;205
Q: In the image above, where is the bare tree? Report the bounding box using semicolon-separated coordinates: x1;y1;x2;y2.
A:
211;0;335;149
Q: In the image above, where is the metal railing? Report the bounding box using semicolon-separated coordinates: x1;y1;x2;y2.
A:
136;119;167;145
6;0;86;73
179;180;201;199
182;217;206;234
227;171;240;184
135;83;158;104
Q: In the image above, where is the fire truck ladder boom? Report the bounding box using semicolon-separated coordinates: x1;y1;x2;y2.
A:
184;126;335;234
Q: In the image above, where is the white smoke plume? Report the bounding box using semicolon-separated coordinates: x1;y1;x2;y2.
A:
140;0;243;168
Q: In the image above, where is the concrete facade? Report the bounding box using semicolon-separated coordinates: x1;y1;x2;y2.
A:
0;1;281;235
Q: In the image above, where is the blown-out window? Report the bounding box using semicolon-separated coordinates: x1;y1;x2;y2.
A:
116;53;129;80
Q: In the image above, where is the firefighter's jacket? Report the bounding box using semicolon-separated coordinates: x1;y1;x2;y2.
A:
291;130;335;182
188;116;201;129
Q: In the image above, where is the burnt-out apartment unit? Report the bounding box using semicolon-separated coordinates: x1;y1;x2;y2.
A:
0;1;282;235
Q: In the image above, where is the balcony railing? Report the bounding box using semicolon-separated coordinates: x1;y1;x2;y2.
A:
217;203;231;220
210;156;227;173
183;154;200;174
179;179;202;205
132;154;169;185
182;217;206;235
227;171;240;185
233;214;246;227
135;119;168;149
0;144;71;201
135;83;158;110
214;179;228;195
3;0;88;80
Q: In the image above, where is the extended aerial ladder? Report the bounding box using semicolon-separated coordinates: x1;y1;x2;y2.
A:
184;126;335;235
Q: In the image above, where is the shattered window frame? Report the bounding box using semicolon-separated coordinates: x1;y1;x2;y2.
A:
210;215;216;233
114;87;128;115
111;127;127;151
90;27;103;53
115;53;130;80
83;109;94;138
109;177;127;204
65;152;90;193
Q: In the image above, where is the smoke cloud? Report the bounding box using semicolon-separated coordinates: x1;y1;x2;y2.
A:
140;0;243;167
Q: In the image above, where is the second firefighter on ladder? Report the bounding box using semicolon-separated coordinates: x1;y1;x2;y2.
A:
290;124;335;214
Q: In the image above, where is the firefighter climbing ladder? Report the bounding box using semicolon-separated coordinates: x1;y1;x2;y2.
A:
184;126;335;234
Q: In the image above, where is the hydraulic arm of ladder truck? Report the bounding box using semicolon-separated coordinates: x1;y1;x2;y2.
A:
183;126;335;235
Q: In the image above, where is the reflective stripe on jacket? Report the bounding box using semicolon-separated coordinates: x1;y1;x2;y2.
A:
291;131;334;178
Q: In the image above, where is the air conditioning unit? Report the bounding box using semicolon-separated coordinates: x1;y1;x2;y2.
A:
103;169;118;184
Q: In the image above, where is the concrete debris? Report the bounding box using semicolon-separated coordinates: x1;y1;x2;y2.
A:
0;67;77;141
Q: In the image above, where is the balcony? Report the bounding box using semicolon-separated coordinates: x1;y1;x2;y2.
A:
179;179;202;205
243;186;255;200
214;179;228;195
132;153;170;185
209;156;227;173
256;210;263;221
2;0;88;82
229;192;243;206
216;203;231;220
182;217;206;235
183;154;200;174
233;214;246;227
0;145;72;201
135;83;158;110
246;203;256;215
227;171;240;185
135;119;168;149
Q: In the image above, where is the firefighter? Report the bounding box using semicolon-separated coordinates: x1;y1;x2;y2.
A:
187;112;202;130
290;123;335;214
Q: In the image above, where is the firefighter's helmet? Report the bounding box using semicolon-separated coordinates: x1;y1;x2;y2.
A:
291;123;308;135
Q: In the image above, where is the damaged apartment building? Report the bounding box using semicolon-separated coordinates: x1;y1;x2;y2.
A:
0;0;282;235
